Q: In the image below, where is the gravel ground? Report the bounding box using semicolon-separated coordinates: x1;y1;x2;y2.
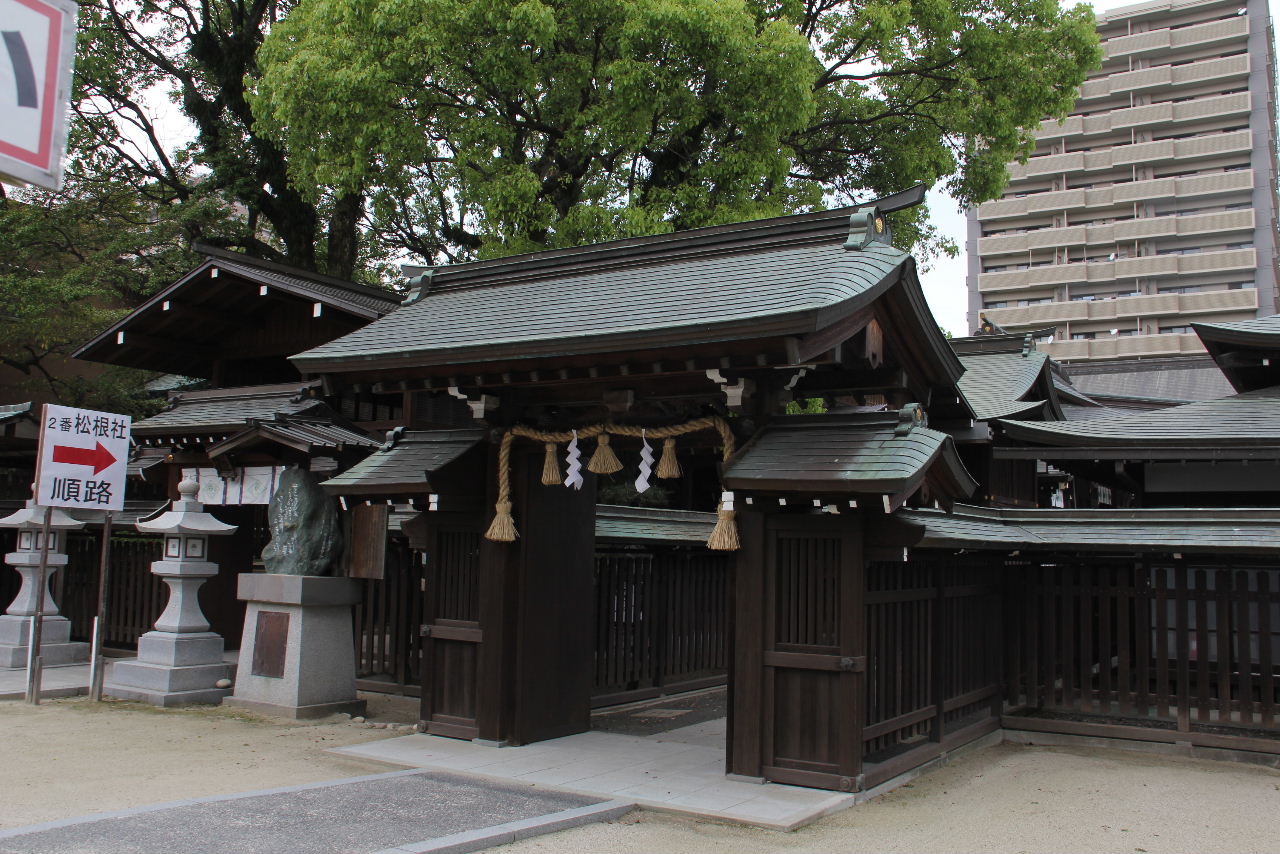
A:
487;742;1280;854
3;697;1279;853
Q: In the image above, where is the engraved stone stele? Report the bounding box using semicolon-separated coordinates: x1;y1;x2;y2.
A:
105;478;237;706
0;500;89;668
261;466;342;576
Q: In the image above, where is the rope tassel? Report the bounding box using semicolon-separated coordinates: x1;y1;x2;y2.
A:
587;432;623;474
541;442;560;486
656;437;681;479
485;500;518;542
707;491;739;551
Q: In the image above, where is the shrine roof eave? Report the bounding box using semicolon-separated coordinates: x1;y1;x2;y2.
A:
898;504;1280;555
73;248;401;374
1192;315;1280;393
721;412;978;508
997;385;1280;451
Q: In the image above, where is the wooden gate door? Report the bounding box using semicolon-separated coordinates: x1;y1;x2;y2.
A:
760;515;865;791
419;513;484;739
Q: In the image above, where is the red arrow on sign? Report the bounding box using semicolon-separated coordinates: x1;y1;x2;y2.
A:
52;442;117;475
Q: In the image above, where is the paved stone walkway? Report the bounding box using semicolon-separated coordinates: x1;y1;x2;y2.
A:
335;718;854;830
0;769;630;854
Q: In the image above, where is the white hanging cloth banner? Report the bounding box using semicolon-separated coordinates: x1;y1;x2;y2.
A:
635;429;654;493
564;429;584;490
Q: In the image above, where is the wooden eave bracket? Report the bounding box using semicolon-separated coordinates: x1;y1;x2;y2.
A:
705;370;754;411
447;386;498;421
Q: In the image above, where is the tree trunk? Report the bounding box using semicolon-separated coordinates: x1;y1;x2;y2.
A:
325;191;363;280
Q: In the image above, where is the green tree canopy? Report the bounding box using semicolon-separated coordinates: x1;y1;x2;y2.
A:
253;0;1100;262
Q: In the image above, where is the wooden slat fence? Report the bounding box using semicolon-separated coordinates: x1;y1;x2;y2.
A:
53;532;165;648
862;555;1004;786
592;547;731;707
353;537;427;694
1005;555;1280;752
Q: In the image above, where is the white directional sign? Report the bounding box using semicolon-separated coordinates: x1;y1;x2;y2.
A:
0;0;78;189
34;404;131;512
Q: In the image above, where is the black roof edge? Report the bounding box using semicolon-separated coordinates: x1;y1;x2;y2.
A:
407;185;928;293
191;243;402;304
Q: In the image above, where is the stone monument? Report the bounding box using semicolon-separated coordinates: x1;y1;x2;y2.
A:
0;500;89;668
105;478;237;705
225;467;365;719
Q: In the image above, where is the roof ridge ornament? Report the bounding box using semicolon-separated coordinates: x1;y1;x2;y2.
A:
844;205;892;251
895;403;927;436
403;268;436;305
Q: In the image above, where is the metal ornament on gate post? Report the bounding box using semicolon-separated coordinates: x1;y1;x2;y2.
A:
0;498;88;701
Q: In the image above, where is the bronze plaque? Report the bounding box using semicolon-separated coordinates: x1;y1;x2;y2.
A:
251;610;290;678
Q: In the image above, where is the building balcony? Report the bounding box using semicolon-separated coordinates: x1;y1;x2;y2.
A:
1007;129;1251;181
981;286;1258;329
979;248;1256;293
1040;332;1208;361
1035;91;1250;141
978;168;1254;220
1079;54;1249;101
1101;14;1248;61
979;209;1254;256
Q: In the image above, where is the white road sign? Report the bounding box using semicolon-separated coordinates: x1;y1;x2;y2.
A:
34;404;131;511
0;0;78;189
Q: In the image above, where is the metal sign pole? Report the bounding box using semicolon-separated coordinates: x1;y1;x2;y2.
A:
25;505;53;705
89;511;114;701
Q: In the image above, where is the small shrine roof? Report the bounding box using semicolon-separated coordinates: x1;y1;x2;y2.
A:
321;429;486;496
74;247;401;377
595;505;718;544
957;351;1059;421
132;382;325;437
897;505;1280;555
998;385;1280;457
1193;313;1280;393
206;414;378;459
721;410;976;509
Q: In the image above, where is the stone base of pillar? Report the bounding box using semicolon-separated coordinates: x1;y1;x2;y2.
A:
105;630;233;706
223;574;365;720
0;614;89;669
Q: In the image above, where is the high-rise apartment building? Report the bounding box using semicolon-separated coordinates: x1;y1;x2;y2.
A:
966;0;1278;364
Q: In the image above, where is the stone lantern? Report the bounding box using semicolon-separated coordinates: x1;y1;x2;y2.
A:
105;478;237;705
0;500;88;668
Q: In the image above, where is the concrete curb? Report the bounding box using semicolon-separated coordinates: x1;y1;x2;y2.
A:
372;800;636;854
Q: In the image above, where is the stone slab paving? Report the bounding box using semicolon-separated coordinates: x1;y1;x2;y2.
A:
0;663;89;701
0;769;631;854
333;718;855;830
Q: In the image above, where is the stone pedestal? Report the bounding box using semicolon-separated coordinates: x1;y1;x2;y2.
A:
104;478;237;706
105;560;233;706
0;528;88;669
224;573;365;719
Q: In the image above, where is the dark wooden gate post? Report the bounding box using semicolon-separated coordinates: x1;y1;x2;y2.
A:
728;508;765;778
510;448;598;744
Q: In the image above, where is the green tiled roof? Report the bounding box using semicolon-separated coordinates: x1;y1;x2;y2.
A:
957;351;1052;421
321;429;484;496
721;411;976;504
595;505;717;543
1000;385;1280;449
293;240;913;370
133;383;324;436
898;505;1280;554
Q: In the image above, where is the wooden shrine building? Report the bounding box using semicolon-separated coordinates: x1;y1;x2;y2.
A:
60;197;1280;793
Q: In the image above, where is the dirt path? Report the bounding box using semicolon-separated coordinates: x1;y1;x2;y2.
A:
0;697;400;830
